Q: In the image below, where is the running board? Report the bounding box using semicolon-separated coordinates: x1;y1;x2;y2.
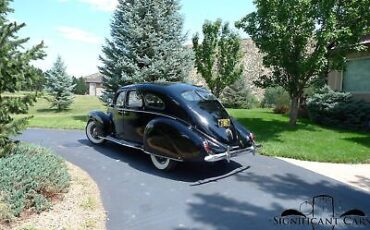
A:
101;135;143;150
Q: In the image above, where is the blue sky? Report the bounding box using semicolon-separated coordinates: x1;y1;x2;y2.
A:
11;0;255;76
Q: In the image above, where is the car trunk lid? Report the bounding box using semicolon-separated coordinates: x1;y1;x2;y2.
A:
189;100;241;146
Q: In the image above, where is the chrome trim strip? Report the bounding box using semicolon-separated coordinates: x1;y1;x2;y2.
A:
121;108;191;127
101;136;143;150
143;150;183;162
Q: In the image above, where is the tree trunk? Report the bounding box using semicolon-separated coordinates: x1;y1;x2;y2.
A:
289;96;300;126
213;87;221;99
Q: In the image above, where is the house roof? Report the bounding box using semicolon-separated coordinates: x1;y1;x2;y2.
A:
84;73;103;83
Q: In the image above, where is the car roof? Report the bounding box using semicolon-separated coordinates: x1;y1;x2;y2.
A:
120;82;205;95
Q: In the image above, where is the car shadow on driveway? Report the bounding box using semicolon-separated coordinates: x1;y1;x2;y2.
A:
78;139;249;183
173;175;370;230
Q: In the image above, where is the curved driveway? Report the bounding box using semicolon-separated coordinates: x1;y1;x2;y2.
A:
18;128;370;230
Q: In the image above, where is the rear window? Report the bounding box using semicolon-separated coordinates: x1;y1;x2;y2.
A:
181;90;217;102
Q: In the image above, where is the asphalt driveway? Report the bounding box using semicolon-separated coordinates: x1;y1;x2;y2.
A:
18;128;370;230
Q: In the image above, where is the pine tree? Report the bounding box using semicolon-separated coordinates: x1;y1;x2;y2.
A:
0;0;45;154
45;56;75;111
99;0;192;101
221;78;258;109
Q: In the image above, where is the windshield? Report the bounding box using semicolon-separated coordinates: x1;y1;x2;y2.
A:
181;90;217;102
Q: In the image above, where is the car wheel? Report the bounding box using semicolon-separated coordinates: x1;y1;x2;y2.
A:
150;155;177;171
86;120;106;145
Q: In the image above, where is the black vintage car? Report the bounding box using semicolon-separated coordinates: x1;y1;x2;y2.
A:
86;83;257;170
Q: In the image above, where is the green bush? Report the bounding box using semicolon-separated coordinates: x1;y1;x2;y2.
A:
261;87;291;114
261;86;290;108
273;105;290;114
307;86;370;130
0;144;70;220
221;78;260;109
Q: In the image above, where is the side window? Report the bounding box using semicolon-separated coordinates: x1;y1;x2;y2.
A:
144;94;165;110
127;90;143;108
115;92;125;108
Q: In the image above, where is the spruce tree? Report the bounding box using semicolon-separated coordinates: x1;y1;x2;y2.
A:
99;0;192;101
0;0;45;154
45;56;75;111
221;78;258;109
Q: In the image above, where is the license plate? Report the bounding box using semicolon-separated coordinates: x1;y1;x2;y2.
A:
218;119;230;128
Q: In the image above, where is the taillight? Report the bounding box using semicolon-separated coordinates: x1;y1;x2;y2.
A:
203;141;213;154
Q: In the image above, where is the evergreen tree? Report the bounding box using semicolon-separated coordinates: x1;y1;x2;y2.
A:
45;56;75;111
21;67;46;96
192;19;243;98
221;78;258;109
72;76;88;95
0;0;45;154
99;0;192;101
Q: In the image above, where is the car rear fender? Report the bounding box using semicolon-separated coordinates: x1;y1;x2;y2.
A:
230;117;254;147
87;110;112;135
144;118;206;162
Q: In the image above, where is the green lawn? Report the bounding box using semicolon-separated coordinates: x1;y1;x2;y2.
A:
229;109;370;163
19;95;370;163
18;95;105;129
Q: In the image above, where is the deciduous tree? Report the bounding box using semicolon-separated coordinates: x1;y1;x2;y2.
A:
237;0;370;126
72;76;88;95
192;19;243;98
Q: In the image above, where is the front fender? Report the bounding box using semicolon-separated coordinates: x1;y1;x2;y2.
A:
87;110;112;135
144;118;206;162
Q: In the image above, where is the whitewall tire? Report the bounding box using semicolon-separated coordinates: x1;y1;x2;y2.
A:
150;155;177;171
86;120;106;145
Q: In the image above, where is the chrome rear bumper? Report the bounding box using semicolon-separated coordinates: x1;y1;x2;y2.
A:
204;145;259;162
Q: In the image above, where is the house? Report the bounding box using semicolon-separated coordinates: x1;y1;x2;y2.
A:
328;35;370;102
84;73;104;96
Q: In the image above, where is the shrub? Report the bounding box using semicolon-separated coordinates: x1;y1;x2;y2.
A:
261;86;290;108
273;105;290;114
261;87;291;114
307;86;370;130
0;144;70;219
221;78;260;109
